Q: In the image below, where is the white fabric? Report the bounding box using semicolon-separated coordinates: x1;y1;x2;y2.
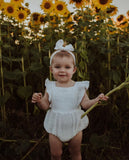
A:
54;39;74;51
44;79;90;142
50;39;76;65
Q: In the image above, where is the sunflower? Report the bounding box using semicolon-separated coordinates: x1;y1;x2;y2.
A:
30;12;40;25
108;30;116;35
2;2;17;18
92;0;112;11
126;10;129;19
54;1;68;16
64;14;75;31
10;0;24;5
40;0;54;13
28;21;40;32
92;6;101;14
63;9;71;18
107;22;117;35
39;14;46;24
119;20;128;29
15;9;28;22
73;13;82;22
48;13;59;27
85;0;92;6
116;14;126;24
106;5;118;16
0;0;4;9
19;6;31;15
69;0;87;8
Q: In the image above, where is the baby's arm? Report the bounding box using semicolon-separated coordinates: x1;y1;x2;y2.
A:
32;91;50;110
81;92;108;110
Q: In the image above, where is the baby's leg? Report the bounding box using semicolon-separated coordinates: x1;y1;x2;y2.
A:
68;131;82;160
49;133;63;160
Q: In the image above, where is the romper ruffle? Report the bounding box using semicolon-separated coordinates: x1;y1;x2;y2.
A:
44;79;89;142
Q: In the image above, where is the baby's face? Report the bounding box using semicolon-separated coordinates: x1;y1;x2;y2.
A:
50;56;76;84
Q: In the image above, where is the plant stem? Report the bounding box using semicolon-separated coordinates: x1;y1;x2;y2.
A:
125;55;128;79
49;49;52;80
117;35;119;54
21;57;29;121
81;80;129;118
0;24;6;122
107;34;111;89
21;132;47;160
38;42;44;90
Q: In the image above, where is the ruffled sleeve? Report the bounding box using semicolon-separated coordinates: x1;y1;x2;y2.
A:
76;81;90;105
45;78;52;102
80;81;89;90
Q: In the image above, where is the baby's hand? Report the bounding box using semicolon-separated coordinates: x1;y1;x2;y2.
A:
31;93;42;103
97;93;109;103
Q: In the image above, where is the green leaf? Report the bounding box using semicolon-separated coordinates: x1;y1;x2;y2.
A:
0;91;10;106
4;69;23;80
78;71;85;79
125;75;129;82
17;85;32;99
112;71;121;84
29;62;43;71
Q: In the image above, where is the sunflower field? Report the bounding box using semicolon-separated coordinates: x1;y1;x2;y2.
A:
0;0;129;159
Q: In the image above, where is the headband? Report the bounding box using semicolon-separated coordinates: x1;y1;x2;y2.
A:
50;39;76;65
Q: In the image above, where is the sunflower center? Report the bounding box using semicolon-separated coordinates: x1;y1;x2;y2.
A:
50;16;54;21
95;7;100;13
117;15;124;22
72;0;82;3
40;17;45;23
99;0;108;5
107;7;115;13
33;14;39;21
44;2;51;9
7;6;14;13
57;4;63;11
19;13;24;19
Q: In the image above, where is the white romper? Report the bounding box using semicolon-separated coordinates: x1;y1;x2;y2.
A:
44;79;89;142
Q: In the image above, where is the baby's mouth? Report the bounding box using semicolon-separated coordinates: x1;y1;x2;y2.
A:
59;74;66;77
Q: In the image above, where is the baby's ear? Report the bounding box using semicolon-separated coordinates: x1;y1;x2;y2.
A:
49;66;53;73
73;66;77;73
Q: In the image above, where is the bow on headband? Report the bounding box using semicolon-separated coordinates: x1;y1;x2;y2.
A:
54;39;74;51
50;39;76;65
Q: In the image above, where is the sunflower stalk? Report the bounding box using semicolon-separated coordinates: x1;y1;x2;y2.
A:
21;132;47;160
81;7;88;80
0;24;6;122
38;42;44;90
21;57;29;121
125;55;129;98
81;77;129;118
107;34;111;89
117;35;120;54
49;49;52;80
8;25;12;70
125;55;128;79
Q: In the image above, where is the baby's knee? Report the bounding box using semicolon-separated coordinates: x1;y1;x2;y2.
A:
51;150;62;160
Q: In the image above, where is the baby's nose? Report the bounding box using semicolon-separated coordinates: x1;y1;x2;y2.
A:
60;67;65;72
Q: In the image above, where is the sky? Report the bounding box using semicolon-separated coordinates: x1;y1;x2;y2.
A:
23;0;129;18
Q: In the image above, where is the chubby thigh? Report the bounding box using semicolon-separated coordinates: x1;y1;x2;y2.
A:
49;131;82;158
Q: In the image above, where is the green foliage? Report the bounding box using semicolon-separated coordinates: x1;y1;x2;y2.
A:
17;85;32;100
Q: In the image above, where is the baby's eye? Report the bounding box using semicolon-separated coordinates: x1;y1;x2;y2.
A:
65;66;71;69
54;66;60;68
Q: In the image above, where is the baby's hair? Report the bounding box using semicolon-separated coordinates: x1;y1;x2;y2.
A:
51;50;76;65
